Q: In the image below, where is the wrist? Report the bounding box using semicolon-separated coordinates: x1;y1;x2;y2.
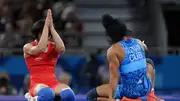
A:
50;24;55;29
50;27;57;34
44;23;49;27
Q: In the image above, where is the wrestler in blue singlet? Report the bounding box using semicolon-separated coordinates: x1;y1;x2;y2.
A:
115;38;152;99
86;14;164;101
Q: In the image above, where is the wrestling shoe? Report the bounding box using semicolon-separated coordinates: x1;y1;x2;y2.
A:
25;93;38;101
147;91;165;101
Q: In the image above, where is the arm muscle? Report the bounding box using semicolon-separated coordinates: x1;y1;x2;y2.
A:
107;49;120;99
23;43;44;55
136;39;148;51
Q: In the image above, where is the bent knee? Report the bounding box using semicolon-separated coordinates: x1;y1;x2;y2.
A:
60;88;75;101
35;84;49;90
38;88;55;101
146;58;155;69
86;88;98;100
34;84;49;95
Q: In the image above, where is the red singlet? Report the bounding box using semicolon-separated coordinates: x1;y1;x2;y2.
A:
25;41;60;96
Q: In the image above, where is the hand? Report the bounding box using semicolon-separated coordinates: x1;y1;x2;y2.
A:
49;9;54;29
45;9;51;26
142;40;148;51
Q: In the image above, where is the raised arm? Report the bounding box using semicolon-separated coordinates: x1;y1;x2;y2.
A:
23;9;51;56
107;49;120;100
49;10;65;53
136;39;148;51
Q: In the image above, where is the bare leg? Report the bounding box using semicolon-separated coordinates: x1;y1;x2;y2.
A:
97;97;109;101
146;63;155;89
34;84;49;96
96;84;112;101
146;60;164;101
87;84;142;101
25;84;54;101
86;84;111;101
53;83;75;101
96;84;111;98
53;84;71;95
97;97;116;101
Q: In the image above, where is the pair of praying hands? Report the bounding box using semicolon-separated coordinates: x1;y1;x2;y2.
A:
45;9;54;29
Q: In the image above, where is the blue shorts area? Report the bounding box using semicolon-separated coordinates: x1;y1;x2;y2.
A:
115;74;152;99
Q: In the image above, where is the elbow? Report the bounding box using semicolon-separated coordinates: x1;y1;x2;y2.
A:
144;45;148;51
56;46;65;53
60;46;65;53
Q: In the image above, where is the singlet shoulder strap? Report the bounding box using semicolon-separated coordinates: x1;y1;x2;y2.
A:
47;42;55;53
48;42;54;48
31;41;37;46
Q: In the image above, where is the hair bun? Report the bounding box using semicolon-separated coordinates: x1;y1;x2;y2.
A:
101;14;114;29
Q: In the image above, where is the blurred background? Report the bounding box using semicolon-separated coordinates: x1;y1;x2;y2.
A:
0;0;180;101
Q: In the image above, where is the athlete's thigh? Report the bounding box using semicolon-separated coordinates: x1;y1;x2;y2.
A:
146;63;155;79
31;83;49;96
96;84;111;97
52;83;71;95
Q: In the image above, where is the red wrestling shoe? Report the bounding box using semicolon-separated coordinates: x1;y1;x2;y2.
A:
147;91;164;101
121;96;142;101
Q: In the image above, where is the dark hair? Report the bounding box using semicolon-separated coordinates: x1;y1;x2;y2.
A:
31;19;45;39
101;14;127;44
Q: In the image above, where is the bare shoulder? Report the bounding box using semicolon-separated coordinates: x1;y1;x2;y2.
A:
107;46;114;56
112;43;125;62
136;38;144;45
107;46;117;60
136;38;141;42
107;45;121;67
23;43;33;52
135;38;148;51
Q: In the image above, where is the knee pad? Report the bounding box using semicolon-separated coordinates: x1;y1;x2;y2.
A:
60;88;75;101
146;58;155;69
86;88;98;101
38;88;55;101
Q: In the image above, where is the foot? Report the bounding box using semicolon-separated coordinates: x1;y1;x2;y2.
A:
25;93;32;101
121;97;142;101
24;93;38;101
147;91;165;101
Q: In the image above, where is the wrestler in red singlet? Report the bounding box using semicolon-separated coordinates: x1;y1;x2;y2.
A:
25;41;60;96
23;9;75;101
